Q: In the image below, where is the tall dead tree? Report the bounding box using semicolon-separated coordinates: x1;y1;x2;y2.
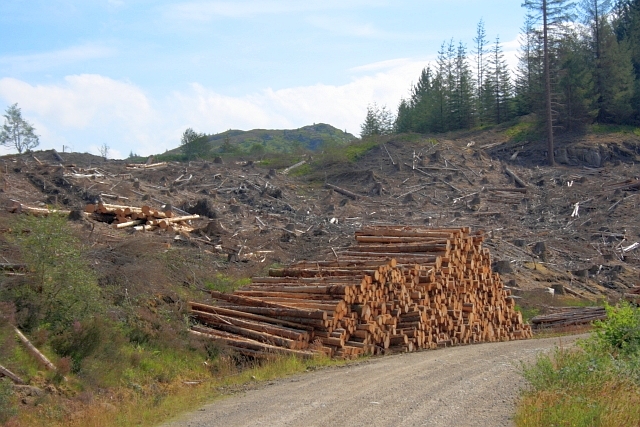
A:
523;0;576;166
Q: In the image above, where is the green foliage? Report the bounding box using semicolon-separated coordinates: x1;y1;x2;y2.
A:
0;378;17;423
180;128;210;160
502;119;538;142
589;301;640;356
50;318;104;373
11;214;102;333
360;103;395;138
288;163;312;177
0;103;39;154
205;273;251;293
161;124;354;160
516;302;640;426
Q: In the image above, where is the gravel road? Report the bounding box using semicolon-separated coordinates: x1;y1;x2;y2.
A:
163;334;584;427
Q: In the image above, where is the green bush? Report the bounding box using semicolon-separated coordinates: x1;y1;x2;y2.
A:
10;214;103;333
588;301;640;357
50;318;103;373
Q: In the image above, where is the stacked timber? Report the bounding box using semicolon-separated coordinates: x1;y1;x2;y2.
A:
190;226;533;359
84;203;199;232
530;306;607;329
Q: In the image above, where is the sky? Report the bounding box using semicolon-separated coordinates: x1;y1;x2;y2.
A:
0;0;527;159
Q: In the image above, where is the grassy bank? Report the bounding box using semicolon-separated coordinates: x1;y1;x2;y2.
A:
515;302;640;427
0;213;348;426
5;354;339;427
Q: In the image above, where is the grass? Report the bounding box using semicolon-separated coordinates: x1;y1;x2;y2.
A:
515;302;640;427
589;123;640;136
515;350;640;427
339;138;380;162
204;273;252;293
13;353;344;427
502;120;538;143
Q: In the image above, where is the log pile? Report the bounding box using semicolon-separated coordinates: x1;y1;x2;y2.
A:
530;306;607;329
84;203;200;232
190;226;532;359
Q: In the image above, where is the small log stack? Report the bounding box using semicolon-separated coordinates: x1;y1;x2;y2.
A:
84;203;199;232
530;306;607;329
190;226;532;359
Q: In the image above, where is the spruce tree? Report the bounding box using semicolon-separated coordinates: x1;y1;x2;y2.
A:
522;0;576;165
474;20;490;125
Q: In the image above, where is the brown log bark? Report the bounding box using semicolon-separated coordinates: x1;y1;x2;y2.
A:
15;327;56;371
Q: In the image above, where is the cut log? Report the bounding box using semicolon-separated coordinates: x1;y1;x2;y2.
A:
0;363;25;384
505;168;528;188
325;183;359;200
15;327;56;371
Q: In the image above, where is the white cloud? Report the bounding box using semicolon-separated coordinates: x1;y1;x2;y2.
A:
173;58;427;137
0;44;115;74
0;58;428;157
0;75;161;156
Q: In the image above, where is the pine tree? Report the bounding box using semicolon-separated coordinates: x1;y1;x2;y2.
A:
522;0;577;165
556;30;596;131
452;42;476;129
486;37;513;124
474;20;490;125
613;0;640;121
0;103;39;154
360;103;395;137
598;20;635;122
515;13;546;116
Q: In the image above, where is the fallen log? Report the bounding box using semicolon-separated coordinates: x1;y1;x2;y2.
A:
505;167;528;188
325;183;359;200
15;327;56;372
0;363;25;384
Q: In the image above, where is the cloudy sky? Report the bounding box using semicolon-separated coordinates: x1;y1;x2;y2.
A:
0;0;526;158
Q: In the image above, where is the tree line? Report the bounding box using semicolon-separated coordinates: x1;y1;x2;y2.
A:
361;0;640;164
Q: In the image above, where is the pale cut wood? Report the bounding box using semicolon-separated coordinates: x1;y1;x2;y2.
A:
0;363;25;384
15;327;56;371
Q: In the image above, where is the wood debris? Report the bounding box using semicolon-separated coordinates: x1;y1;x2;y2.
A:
530;306;607;329
84;203;200;232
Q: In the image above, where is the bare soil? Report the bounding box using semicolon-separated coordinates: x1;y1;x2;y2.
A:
162;334;585;427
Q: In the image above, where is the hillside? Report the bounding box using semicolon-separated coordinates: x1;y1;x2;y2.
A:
165;123;355;157
1;123;640;425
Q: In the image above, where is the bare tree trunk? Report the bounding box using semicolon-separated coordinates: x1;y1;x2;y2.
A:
543;0;556;166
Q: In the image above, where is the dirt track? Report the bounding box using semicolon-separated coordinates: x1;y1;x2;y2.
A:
163;334;585;427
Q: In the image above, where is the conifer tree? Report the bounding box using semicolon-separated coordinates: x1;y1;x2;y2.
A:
522;0;576;165
474;20;490;125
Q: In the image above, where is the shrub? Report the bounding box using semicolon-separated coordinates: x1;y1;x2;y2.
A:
0;378;17;423
10;215;103;333
588;301;640;357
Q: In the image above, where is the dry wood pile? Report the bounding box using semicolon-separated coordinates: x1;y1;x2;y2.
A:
189;225;532;359
84;203;200;232
530;306;607;329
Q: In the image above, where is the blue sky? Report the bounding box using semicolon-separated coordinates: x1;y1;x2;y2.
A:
0;1;525;158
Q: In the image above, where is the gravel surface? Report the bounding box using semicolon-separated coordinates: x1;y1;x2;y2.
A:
163;334;586;427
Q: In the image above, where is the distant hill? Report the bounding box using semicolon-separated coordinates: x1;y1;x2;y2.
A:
166;123;356;157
